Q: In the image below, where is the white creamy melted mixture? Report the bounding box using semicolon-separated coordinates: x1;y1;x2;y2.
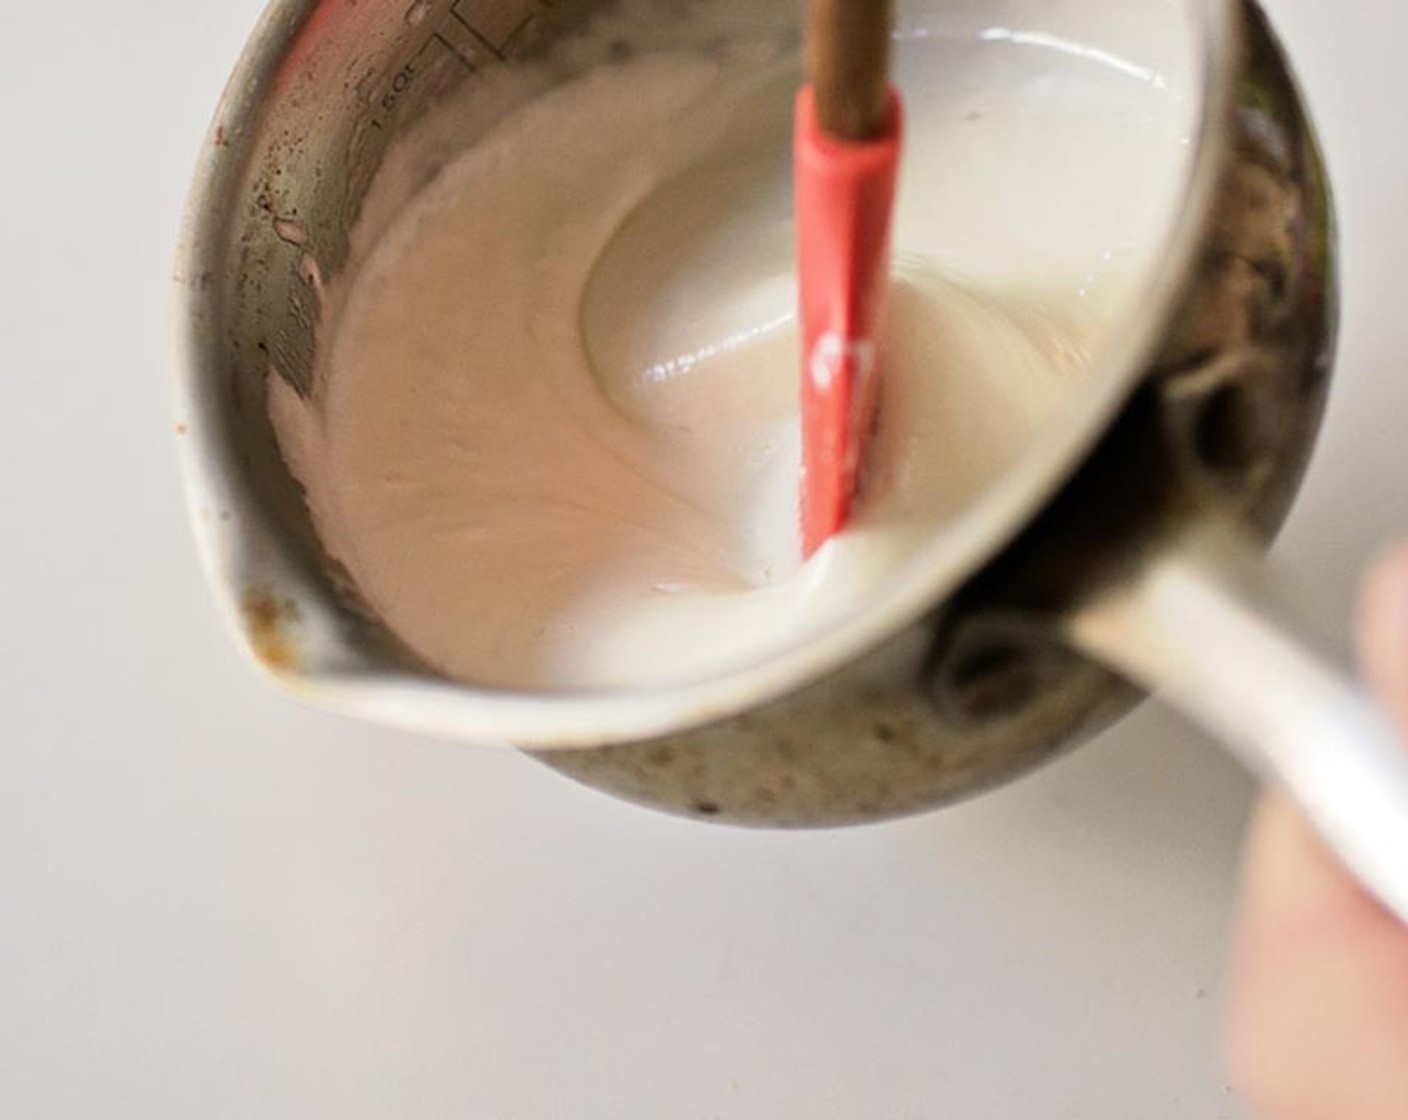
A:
271;11;1190;691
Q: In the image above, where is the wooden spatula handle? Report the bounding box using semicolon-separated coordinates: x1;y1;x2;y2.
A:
806;0;895;141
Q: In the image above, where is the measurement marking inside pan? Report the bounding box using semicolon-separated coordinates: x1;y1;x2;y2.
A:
449;8;505;59
499;13;541;56
430;31;478;72
450;0;540;57
367;34;477;130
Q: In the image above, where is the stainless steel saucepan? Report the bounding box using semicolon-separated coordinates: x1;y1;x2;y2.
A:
173;0;1408;923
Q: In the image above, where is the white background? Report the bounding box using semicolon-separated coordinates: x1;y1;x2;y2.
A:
1;1;1404;1116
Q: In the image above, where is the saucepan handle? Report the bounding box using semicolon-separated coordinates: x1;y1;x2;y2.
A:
1064;521;1408;925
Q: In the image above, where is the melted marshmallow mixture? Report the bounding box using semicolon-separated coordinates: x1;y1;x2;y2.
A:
271;5;1192;690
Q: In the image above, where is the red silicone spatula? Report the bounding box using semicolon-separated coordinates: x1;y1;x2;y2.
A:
796;0;902;557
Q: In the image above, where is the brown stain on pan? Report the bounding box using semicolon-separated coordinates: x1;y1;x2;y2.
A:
241;589;301;672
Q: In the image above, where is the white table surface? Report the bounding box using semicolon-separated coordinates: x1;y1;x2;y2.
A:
1;1;1404;1116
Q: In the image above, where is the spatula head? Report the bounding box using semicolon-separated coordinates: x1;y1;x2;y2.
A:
795;86;902;556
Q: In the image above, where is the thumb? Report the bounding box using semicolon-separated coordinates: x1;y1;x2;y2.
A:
1223;544;1408;1120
